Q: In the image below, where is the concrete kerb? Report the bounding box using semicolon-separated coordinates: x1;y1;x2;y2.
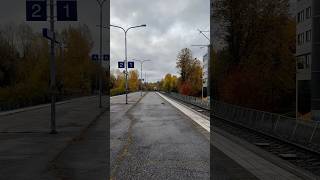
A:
0;95;98;117
158;93;211;142
213;126;319;180
157;92;210;136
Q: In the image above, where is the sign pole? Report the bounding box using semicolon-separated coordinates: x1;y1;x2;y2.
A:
50;0;57;134
99;3;103;108
141;62;143;97
97;0;105;108
125;32;128;104
27;0;78;134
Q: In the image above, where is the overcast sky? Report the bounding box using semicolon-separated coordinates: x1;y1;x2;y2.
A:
0;0;210;82
111;0;210;82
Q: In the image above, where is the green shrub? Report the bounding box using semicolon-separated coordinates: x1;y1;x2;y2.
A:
111;87;125;96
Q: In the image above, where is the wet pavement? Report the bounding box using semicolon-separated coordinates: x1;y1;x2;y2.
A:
110;92;210;179
51;106;108;180
159;93;258;180
0;91;297;179
0;96;108;179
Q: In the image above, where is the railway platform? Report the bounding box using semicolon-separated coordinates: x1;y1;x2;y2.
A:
159;92;318;180
111;92;303;179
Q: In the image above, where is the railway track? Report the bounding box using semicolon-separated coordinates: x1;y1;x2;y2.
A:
166;93;320;178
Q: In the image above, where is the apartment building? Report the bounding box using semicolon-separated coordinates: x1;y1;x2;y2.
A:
296;0;312;119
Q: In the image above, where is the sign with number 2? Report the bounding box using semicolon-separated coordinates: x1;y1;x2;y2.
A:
26;0;47;21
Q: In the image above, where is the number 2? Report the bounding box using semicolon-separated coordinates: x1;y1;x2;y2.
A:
32;4;41;18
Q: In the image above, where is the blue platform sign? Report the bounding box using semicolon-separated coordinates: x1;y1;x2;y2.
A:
91;54;99;61
26;0;47;21
118;62;125;68
103;54;110;61
57;0;78;21
128;62;134;68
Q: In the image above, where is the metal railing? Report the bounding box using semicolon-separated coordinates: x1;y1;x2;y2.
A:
164;92;320;150
163;92;210;110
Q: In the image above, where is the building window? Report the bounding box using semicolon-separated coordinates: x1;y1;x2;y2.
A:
298;33;305;45
306;30;312;42
306;7;312;19
297;56;304;70
297;56;305;69
306;54;311;68
297;55;311;70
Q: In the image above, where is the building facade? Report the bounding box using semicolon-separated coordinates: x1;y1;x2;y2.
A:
296;0;320;121
296;0;313;119
311;0;320;120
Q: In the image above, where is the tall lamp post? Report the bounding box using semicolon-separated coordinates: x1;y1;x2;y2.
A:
110;24;146;104
96;0;106;108
49;0;57;134
134;59;151;97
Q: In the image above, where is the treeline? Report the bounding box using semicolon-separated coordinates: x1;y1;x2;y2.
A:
212;0;296;113
159;48;203;97
0;23;104;110
110;69;140;96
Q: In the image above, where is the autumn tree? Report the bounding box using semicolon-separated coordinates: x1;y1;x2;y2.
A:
188;59;203;96
0;29;19;87
110;69;126;96
128;70;139;92
0;23;99;109
171;75;178;92
114;70;125;89
177;48;193;82
176;48;203;96
110;73;116;89
60;24;96;95
212;0;296;112
161;74;178;92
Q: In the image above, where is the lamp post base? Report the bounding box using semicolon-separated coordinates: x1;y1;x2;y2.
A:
50;130;58;134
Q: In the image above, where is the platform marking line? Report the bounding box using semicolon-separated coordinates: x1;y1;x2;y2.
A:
0;96;98;117
213;132;302;180
158;93;303;180
157;93;210;132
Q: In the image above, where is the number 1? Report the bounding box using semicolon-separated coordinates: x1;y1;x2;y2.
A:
64;4;70;18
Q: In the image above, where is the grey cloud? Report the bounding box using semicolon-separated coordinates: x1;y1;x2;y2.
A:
111;0;210;82
0;1;209;82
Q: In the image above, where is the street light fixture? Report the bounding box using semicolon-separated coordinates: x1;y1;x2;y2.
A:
110;24;147;104
197;29;210;42
192;29;210;100
133;59;151;97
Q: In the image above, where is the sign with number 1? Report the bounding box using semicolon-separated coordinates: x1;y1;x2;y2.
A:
57;0;78;21
128;62;135;69
26;0;47;21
